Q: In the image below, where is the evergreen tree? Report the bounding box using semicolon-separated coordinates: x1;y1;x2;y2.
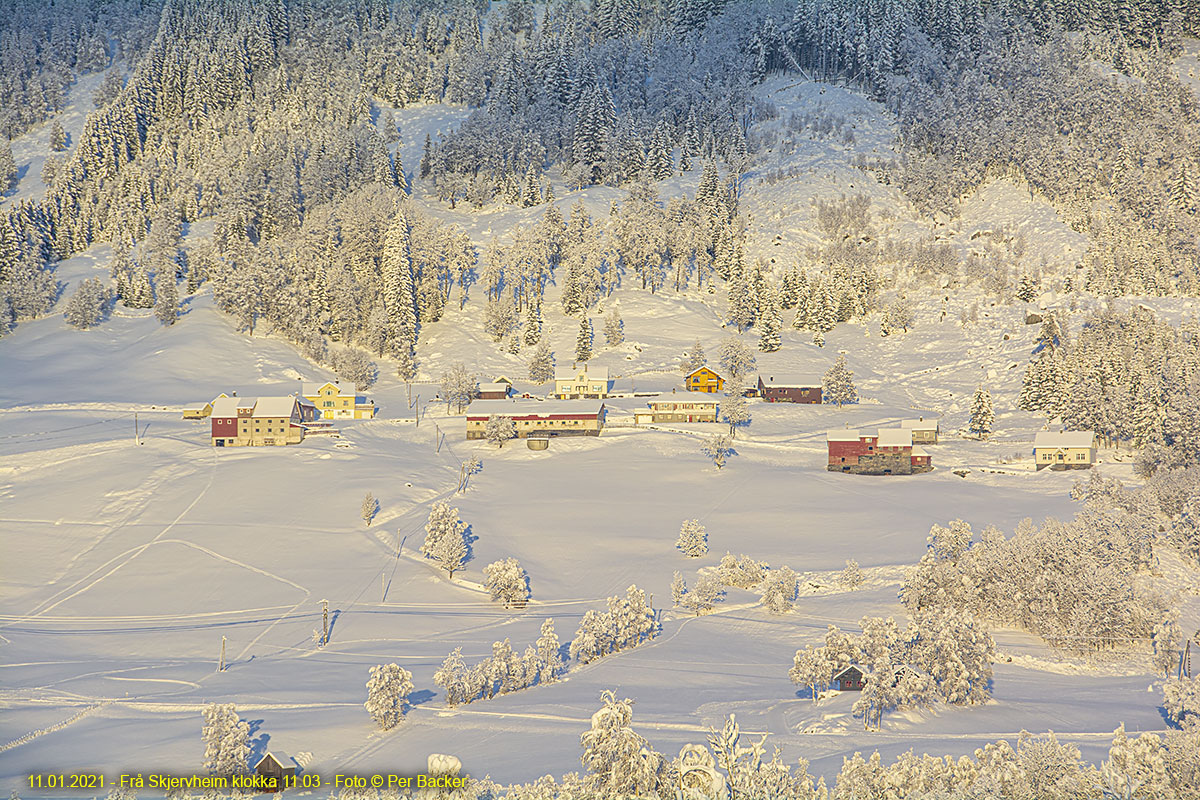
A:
382;212;419;361
757;289;782;352
49;121;67;152
361;492;377;527
822;354;858;407
603;308;624;346
529;339;555;384
575;316;593;362
969;386;994;439
154;272;178;326
0;140;16;194
1016;273;1039;302
63;278;108;329
524;302;542;345
682;339;706;373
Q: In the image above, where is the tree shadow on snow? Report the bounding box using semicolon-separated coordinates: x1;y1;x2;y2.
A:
408;689;436;708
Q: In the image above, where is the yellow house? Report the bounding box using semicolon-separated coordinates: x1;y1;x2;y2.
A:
302;381;376;419
553;365;609;399
1033;431;1096;470
684;366;725;393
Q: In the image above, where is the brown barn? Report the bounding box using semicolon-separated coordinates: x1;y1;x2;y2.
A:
254;752;296;792
833;665;866;691
477;382;512;400
757;375;822;403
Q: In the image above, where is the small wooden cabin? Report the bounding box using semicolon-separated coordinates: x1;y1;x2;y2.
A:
833;664;866;691
757;375;823;403
254;752;296;792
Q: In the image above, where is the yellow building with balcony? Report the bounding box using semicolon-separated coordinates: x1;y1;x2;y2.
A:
302;381;377;419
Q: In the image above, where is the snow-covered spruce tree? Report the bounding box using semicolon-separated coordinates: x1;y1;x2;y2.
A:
575;316;593;362
63;278;108;329
439;362;477;413
580;691;666;798
841;558;864;589
717;336;756;382
969;386;994;439
702;434;733;469
201;703;249;777
523;302;542;346
760;566;797;614
528;339;554;384
676;519;708;557
49;121;67;151
822;354;857;407
483;558;530;608
535;619;563;684
382;211;419;358
1016;273;1038;302
421;501;466;558
40;155;61;186
364;663;414;730
758;289;782;352
681;340;705;374
720;391;751;438
484;415;517;448
503;332;522;355
153;271;178;326
360;492;376;527
125;265;154;309
603;308;623;346
0;140;16;194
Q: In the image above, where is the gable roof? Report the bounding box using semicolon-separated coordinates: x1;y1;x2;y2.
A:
211;396;241;418
877;428;913;448
255;752;292;770
685;366;726;381
302;381;341;396
478;382;511;394
466;400;606;419
553;365;609;382
253;396;300;418
910;445;930;457
759;374;822;388
833;664;866;680
1034;430;1095;449
900;418;939;431
826;430;862;442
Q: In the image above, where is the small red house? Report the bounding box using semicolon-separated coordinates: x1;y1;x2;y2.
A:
826;429;932;475
757;375;822;403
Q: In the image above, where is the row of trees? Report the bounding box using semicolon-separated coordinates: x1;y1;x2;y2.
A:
433;620;564;707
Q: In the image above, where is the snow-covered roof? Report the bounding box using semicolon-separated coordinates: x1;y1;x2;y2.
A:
255;751;292;770
478;382;510;394
876;428;913;448
685;366;726;380
648;399;718;408
301;380;340;396
467;400;605;418
759;374;822;388
826;430;862;442
900;418;939;431
554;365;609;382
833;664;866;679
253;397;299;418
211;396;241;417
910;446;930;457
1034;430;1095;449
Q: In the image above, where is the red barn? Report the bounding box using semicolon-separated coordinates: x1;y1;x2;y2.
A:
826;429;932;475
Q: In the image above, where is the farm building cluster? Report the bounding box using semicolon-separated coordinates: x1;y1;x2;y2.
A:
826;428;934;475
209;395;320;447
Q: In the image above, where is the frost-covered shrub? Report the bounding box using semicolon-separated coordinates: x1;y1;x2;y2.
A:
717;552;767;588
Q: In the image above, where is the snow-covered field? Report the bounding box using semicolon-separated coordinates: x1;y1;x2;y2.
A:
3;64;1199;798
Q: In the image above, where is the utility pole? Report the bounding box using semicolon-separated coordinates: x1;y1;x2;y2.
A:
321;599;329;647
134;411;139;445
434;422;441;453
381;571;386;602
218;636;226;672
